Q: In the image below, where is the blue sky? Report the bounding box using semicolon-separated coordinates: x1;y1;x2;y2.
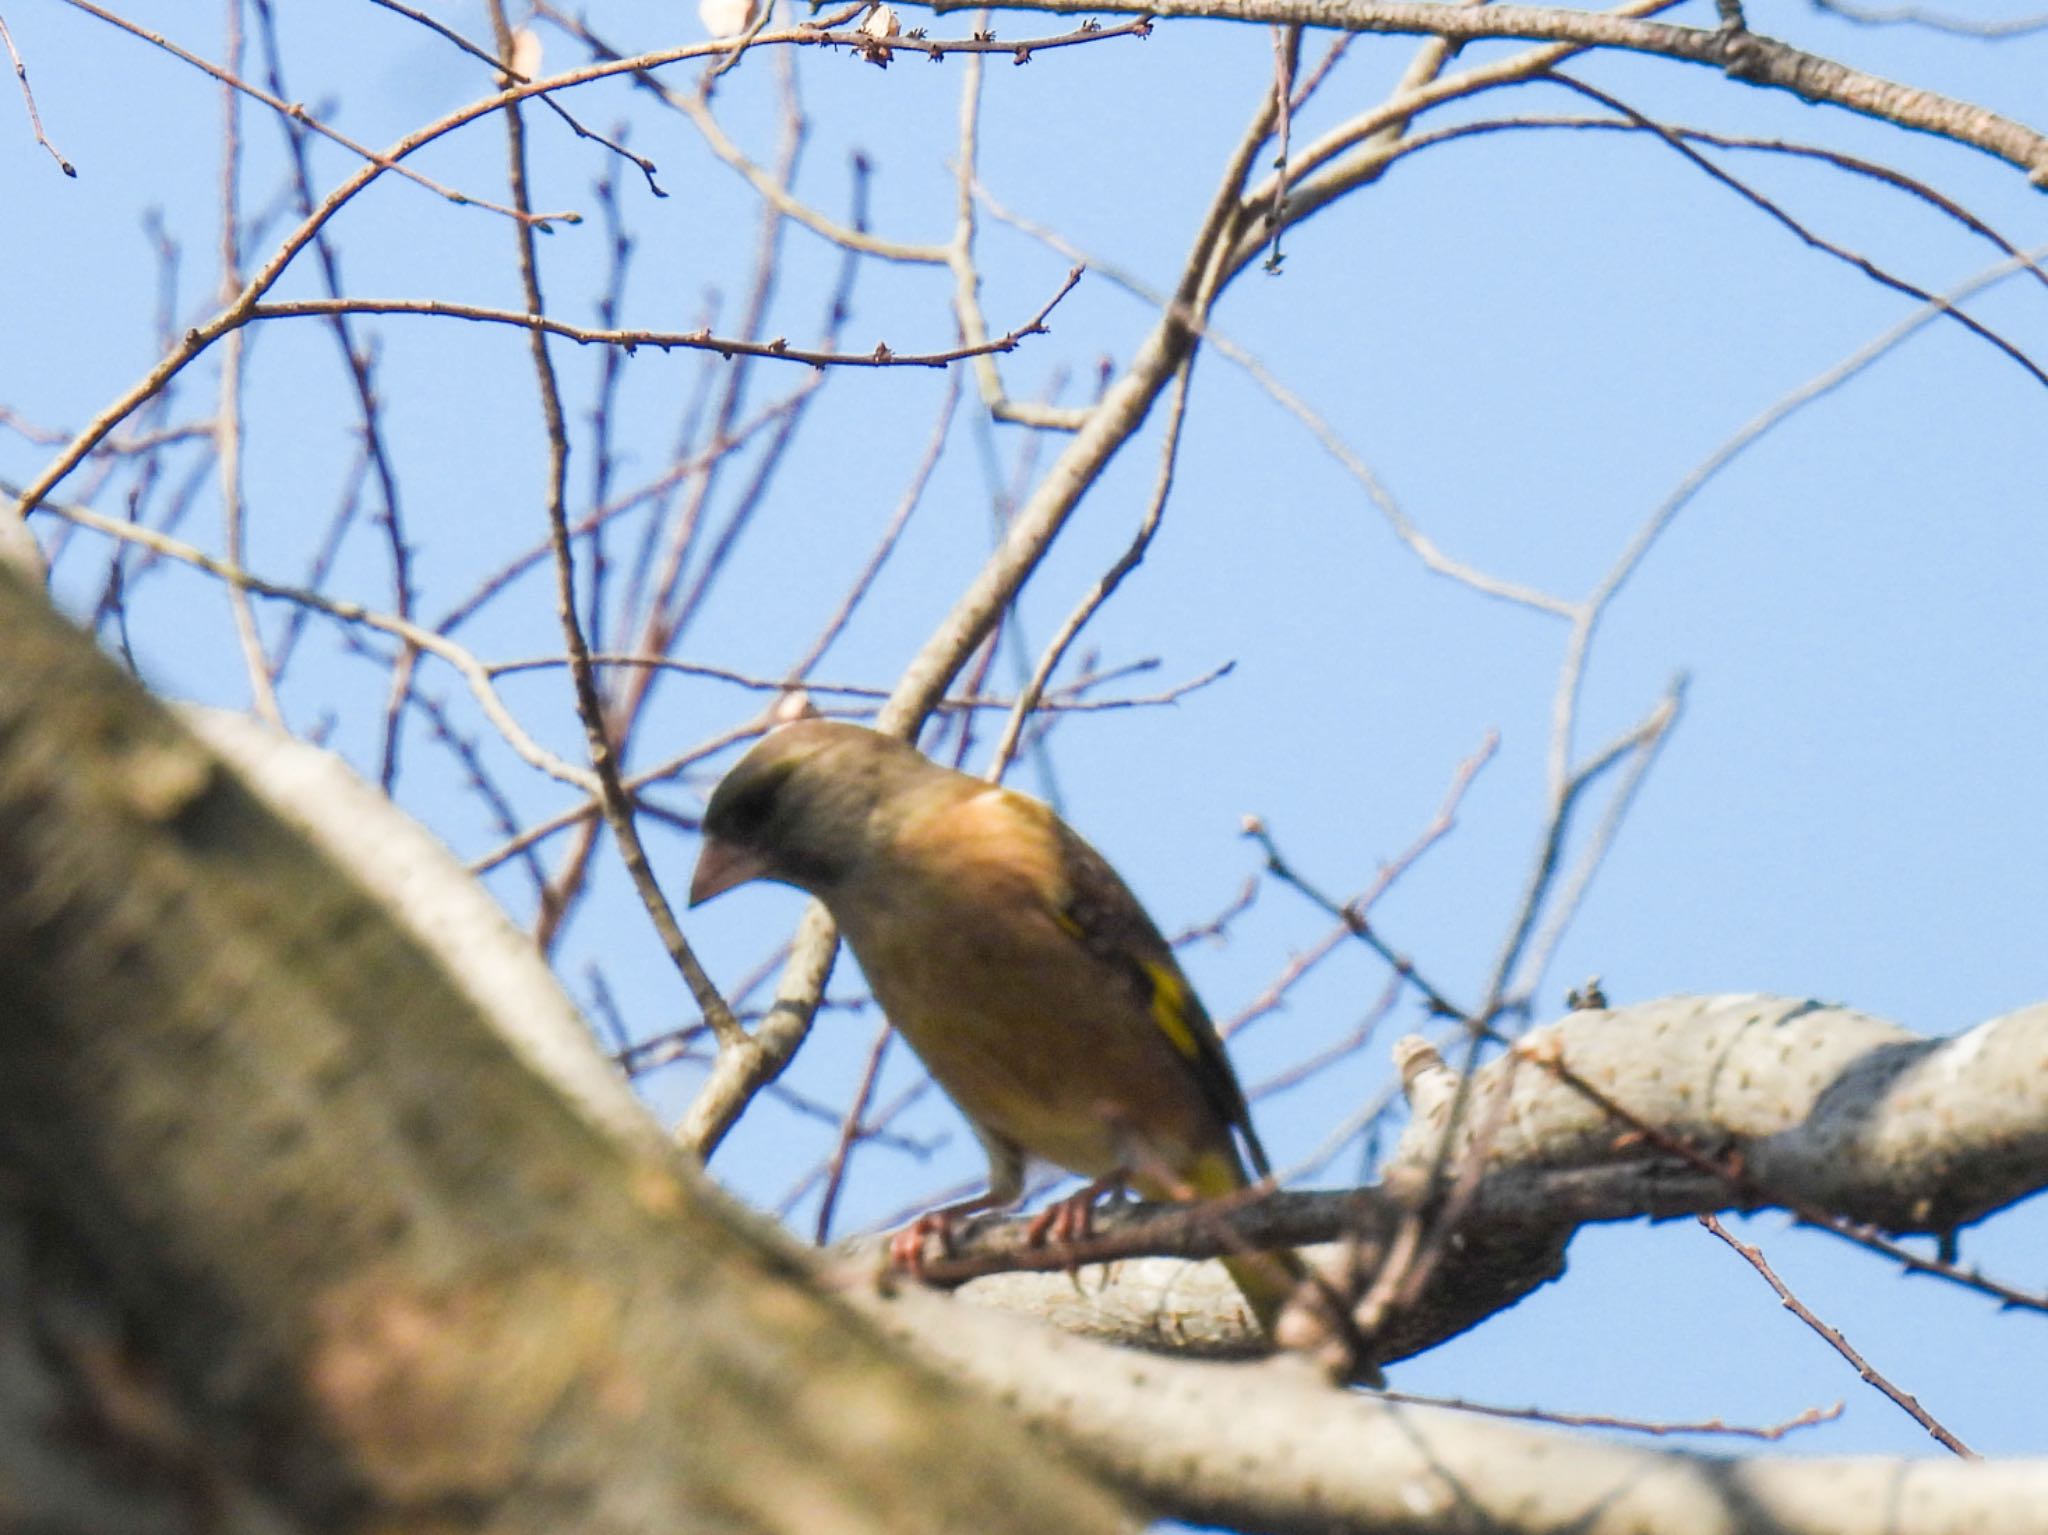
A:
5;0;2045;1468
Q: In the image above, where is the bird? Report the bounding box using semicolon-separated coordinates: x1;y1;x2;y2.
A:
688;717;1305;1336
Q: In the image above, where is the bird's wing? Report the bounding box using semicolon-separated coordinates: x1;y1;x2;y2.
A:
1001;790;1272;1180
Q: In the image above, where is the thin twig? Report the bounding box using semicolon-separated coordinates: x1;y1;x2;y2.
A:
27;492;595;787
1515;1035;2048;1319
985;352;1197;781
787;373;961;678
60;0;573;221
241;271;1081;369
814;1020;896;1244
0;11;75;175
251;0;421;788
367;0;665;194
1699;1215;1977;1458
1384;1389;1846;1441
213;2;284;728
487;0;740;1048
934;0;2048;186
1548;71;2048;389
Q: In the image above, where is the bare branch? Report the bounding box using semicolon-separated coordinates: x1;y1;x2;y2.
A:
0;11;74;176
240;274;1080;370
1700;1216;1976;1457
928;0;2048;183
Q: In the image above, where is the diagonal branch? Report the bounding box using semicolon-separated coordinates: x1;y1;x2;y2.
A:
926;0;2048;183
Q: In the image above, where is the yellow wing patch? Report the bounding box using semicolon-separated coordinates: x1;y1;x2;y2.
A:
1053;893;1200;1064
1140;958;1202;1064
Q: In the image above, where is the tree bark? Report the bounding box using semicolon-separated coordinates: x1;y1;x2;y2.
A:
0;566;1133;1534
905;995;2048;1362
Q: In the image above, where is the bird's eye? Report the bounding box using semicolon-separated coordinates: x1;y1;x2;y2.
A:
724;783;774;834
715;757;799;840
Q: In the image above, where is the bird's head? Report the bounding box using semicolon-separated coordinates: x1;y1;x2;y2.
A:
688;719;932;906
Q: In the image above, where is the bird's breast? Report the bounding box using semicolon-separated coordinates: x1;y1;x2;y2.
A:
834;860;1232;1184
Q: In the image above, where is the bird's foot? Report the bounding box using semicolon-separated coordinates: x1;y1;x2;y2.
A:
1025;1174;1123;1250
888;1209;957;1276
889;1189;1016;1276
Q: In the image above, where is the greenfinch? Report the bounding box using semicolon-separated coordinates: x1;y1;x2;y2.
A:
688;718;1303;1335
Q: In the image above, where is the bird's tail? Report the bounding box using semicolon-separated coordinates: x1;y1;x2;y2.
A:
1221;1248;1311;1336
1173;1148;1308;1339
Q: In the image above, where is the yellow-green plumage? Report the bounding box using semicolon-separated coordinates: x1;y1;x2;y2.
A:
690;719;1303;1334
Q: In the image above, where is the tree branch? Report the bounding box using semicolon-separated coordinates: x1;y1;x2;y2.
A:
857;1284;2048;1535
883;995;2048;1361
925;0;2048;184
0;566;1133;1534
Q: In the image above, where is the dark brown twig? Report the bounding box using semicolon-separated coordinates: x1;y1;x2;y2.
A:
241;268;1080;370
814;1021;897;1243
486;0;740;1049
367;0;665;194
1548;71;2048;390
1699;1215;1977;1458
1516;1035;2048;1318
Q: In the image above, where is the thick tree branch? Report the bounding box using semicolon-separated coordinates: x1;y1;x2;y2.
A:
856;1286;2048;1535
1394;994;2048;1233
0;568;1132;1534
6;568;2039;1534
895;995;2048;1361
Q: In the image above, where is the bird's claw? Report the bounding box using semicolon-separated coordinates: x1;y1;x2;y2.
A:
1024;1180;1111;1249
888;1210;957;1276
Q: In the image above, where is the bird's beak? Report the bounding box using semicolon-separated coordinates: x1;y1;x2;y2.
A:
689;835;771;907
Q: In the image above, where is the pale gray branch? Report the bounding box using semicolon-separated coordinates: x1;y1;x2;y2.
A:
903;995;2048;1364
860;1286;2048;1535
